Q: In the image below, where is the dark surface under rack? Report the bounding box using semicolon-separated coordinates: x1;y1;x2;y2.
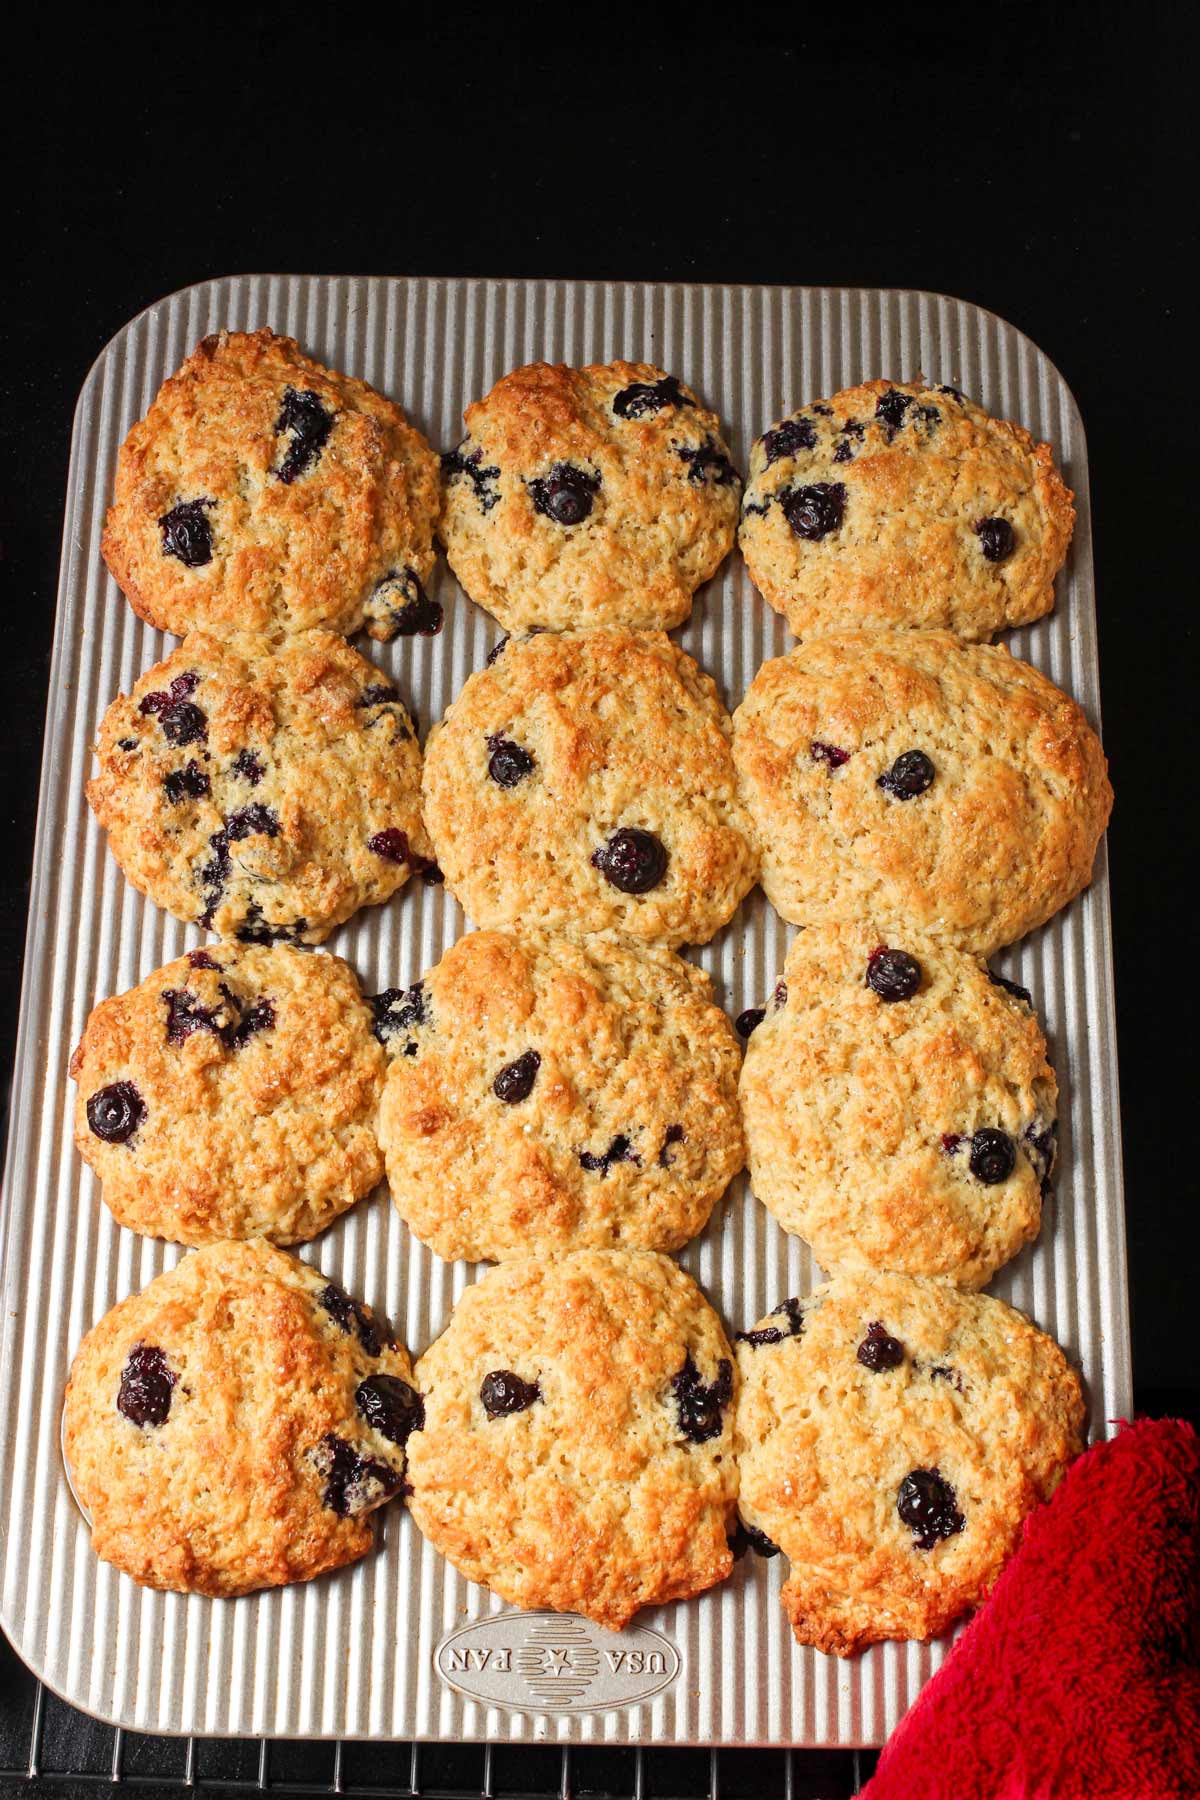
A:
2;1633;878;1800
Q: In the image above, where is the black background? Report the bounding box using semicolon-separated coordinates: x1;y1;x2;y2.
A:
2;2;1197;1786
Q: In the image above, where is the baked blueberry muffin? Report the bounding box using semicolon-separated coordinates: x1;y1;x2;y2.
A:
71;943;387;1245
422;629;757;947
733;1270;1084;1655
439;361;740;630
376;929;744;1260
731;629;1112;955
739;379;1074;640
88;630;432;942
63;1241;423;1597
738;924;1057;1288
102;328;441;640
406;1250;738;1629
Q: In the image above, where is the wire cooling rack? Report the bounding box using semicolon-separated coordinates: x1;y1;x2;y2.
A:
1;1635;876;1800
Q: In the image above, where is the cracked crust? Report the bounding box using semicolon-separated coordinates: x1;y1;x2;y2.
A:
734;1271;1084;1655
102;328;441;640
739;924;1056;1288
439;361;740;630
731;629;1112;955
407;1251;739;1629
377;929;745;1260
87;630;431;942
738;378;1075;640
70;943;386;1245
63;1242;418;1597
422;629;758;948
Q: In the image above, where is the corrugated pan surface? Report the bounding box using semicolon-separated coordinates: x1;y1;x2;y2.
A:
0;276;1129;1746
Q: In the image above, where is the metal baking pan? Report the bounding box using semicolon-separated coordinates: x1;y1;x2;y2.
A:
0;275;1130;1746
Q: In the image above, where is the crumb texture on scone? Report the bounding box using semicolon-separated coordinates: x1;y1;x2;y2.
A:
377;929;744;1260
70;943;387;1245
62;1241;422;1597
406;1251;739;1629
87;629;432;942
738;379;1075;640
101;328;441;640
422;628;757;947
731;629;1112;954
739;924;1057;1288
439;361;740;631
733;1271;1084;1656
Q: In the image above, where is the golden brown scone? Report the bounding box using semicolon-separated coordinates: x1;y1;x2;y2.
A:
738;379;1074;640
739;925;1057;1288
733;1271;1084;1656
63;1242;423;1597
731;630;1112;954
101;328;441;640
87;629;432;943
70;943;387;1245
439;361;740;631
376;929;744;1261
407;1251;739;1629
422;629;757;947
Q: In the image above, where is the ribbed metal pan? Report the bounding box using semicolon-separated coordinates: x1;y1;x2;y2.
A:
0;276;1129;1745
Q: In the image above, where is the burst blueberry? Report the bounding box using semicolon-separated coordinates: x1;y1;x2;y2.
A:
275;388;334;484
356;1375;424;1446
670;1353;733;1444
897;1467;964;1549
158;498;214;566
117;1344;176;1428
762;417;816;464
612;375;691;417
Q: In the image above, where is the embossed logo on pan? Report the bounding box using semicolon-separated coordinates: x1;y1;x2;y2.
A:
435;1612;682;1713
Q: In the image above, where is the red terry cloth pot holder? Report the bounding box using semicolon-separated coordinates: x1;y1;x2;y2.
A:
861;1417;1200;1800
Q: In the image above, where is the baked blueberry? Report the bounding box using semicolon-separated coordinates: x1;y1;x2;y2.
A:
782;483;846;542
367;828;414;864
762;418;816;465
492;1049;540;1104
274;387;334;485
988;969;1033;1007
578;1133;640;1175
676;437;738;486
312;1432;401;1516
736;1296;804;1348
896;1467;964;1549
486;734;535;787
975;517;1016;563
612;375;691;417
160;701;208;748
670;1352;733;1444
355;1374;424;1446
139;671;200;718
811;739;851;769
658;1123;685;1167
875;388;914;435
856;1321;904;1371
728;1519;781;1559
117;1344;176;1428
480;1370;541;1417
224;997;276;1049
591;828;668;894
318;1282;385;1358
527;462;599;525
877;749;935;799
866;947;922;1001
86;1081;146;1144
373;567;443;636
368;982;428;1052
162;761;210;803
736;1006;765;1038
230;749;264;784
968;1128;1016;1184
442;443;501;513
162;987;224;1046
158;498;214;567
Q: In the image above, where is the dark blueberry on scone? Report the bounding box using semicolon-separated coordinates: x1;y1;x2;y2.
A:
62;1241;419;1595
102;329;440;641
734;1270;1084;1655
377;929;744;1261
739;378;1075;639
365;566;444;638
732;630;1111;956
422;629;757;948
438;361;740;631
70;943;387;1245
88;629;431;943
407;1251;739;1628
738;922;1059;1288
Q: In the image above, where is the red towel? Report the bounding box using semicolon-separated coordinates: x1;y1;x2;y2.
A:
861;1417;1200;1800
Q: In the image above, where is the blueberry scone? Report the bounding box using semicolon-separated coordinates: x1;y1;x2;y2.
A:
734;1271;1084;1655
102;328;441;641
71;943;388;1245
376;929;744;1261
440;361;740;631
406;1251;739;1628
63;1241;423;1596
739;379;1075;640
88;630;433;942
422;629;757;947
731;629;1112;955
738;925;1057;1288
